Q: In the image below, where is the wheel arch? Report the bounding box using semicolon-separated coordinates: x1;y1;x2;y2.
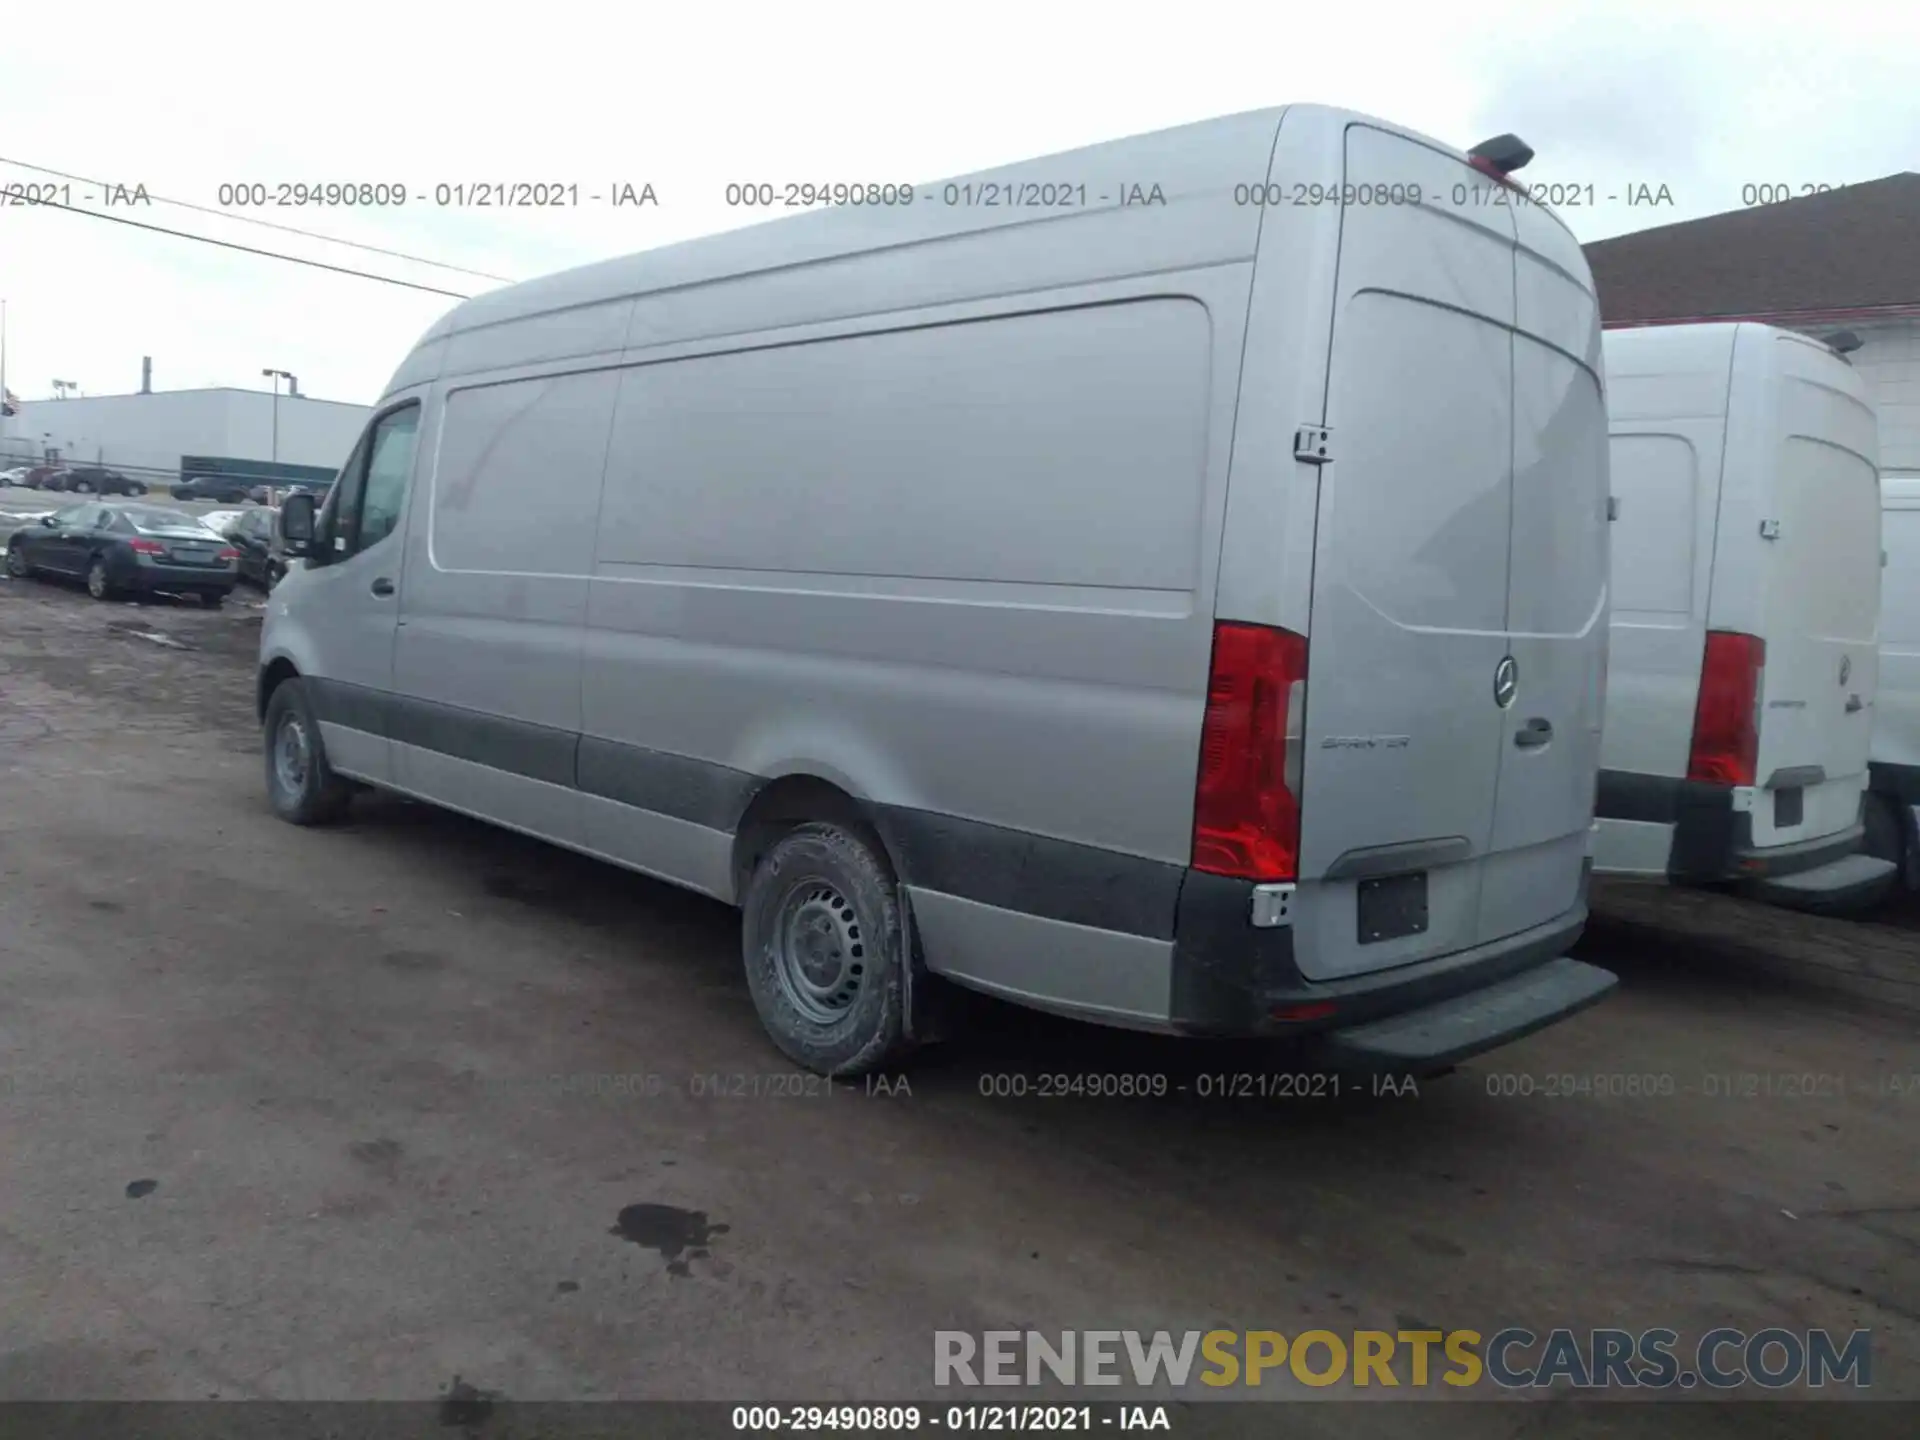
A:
258;655;302;723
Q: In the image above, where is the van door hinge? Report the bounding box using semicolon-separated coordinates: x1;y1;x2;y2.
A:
1606;496;1621;521
1293;426;1332;465
1758;519;1781;540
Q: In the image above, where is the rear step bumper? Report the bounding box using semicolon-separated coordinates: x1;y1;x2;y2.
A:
1313;957;1618;1073
1169;869;1605;1045
1743;851;1897;910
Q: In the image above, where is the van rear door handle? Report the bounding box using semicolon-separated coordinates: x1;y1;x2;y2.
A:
1515;717;1553;748
370;577;395;597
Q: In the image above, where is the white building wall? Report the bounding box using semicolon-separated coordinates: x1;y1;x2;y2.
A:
9;388;370;482
222;392;370;475
1786;317;1920;476
14;391;231;479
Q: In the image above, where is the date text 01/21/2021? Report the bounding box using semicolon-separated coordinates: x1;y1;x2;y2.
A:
208;182;659;208
722;182;1170;209
731;1406;1171;1432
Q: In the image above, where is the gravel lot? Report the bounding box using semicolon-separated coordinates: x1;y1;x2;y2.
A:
0;566;1915;1431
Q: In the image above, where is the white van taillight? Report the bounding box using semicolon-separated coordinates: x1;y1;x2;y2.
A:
1192;622;1307;883
1686;630;1765;787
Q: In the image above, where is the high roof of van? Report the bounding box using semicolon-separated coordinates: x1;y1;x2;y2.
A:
1604;320;1859;374
383;105;1586;400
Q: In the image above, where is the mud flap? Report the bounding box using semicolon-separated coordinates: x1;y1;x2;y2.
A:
897;889;949;1045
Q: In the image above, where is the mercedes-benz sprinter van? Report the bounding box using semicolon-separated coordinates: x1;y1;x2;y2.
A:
1596;324;1893;911
257;106;1617;1076
1868;473;1920;893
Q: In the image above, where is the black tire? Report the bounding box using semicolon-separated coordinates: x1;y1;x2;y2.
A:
202;590;226;608
85;555;118;601
741;822;914;1077
5;540;31;579
263;677;353;825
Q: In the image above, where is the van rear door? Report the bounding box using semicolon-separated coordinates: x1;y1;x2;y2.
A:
1291;126;1520;982
1477;200;1610;943
1743;333;1882;847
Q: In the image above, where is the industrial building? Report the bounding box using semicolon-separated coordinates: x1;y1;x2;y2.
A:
0;361;370;490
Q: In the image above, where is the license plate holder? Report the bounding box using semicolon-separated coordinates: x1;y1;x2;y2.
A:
1357;872;1429;945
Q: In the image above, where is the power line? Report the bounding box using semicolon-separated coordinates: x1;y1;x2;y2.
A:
16;196;477;300
0;154;514;284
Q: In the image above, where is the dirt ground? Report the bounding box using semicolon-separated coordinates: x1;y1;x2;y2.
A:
1;569;1916;1434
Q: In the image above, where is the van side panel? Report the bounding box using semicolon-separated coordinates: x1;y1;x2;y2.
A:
1879;480;1920;780
389;367;620;845
581;283;1250;1022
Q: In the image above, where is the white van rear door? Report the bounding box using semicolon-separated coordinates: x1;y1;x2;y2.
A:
1477;201;1610;943
1292;125;1518;981
1746;336;1882;847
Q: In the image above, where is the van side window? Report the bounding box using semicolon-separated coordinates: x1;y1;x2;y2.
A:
357;407;421;552
323;404;420;559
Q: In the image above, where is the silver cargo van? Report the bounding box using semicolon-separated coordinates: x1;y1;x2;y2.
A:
259;105;1618;1076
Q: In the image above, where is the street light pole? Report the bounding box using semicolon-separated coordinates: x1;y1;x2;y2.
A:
261;368;284;463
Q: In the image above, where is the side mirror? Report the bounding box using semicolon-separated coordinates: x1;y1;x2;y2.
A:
40;514;59;527
280;491;317;556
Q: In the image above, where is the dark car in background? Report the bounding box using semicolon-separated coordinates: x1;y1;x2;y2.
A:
5;501;240;606
219;506;288;590
171;474;259;504
55;466;149;497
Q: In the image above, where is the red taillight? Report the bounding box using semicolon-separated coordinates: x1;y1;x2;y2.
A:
129;538;165;555
1192;622;1307;883
216;547;241;561
1687;630;1765;787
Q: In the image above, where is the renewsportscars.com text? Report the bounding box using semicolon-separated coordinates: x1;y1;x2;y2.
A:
934;1327;1872;1390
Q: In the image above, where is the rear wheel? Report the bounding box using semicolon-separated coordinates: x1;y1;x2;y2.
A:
263;677;353;825
740;822;915;1077
86;555;117;601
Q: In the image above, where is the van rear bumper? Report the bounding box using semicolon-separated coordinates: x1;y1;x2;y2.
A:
1167;868;1612;1059
1597;769;1874;889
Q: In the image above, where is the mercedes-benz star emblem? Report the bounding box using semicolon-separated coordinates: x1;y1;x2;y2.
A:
1494;656;1519;709
1839;655;1852;687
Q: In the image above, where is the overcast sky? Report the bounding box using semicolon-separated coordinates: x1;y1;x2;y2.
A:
2;1;1916;409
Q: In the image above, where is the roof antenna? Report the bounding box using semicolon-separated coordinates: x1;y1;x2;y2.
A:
1823;330;1863;355
1467;134;1535;176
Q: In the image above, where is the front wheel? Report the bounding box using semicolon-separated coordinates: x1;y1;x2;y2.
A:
86;555;118;600
263;677;353;825
740;822;915;1077
5;541;30;578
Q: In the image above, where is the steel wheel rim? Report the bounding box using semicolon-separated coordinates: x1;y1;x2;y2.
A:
274;713;312;796
5;545;24;576
772;880;867;1024
87;561;107;597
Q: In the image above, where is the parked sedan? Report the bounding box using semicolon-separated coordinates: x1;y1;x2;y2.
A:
170;474;259;504
220;506;288;590
5;501;240;605
60;466;148;497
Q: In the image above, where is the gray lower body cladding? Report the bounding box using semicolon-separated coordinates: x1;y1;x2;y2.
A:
294;676;1608;1053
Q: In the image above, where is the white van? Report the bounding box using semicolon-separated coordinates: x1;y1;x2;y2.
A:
1596;323;1893;910
1867;473;1920;890
257;105;1618;1076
